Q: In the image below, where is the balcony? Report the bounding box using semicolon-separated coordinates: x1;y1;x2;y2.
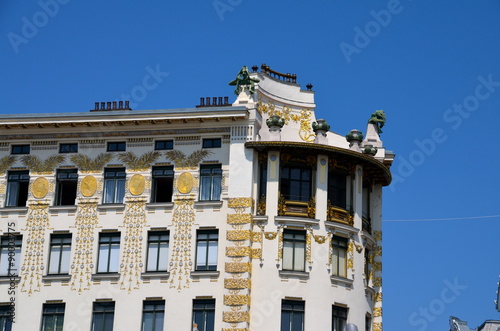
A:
327;202;353;226
278;194;315;219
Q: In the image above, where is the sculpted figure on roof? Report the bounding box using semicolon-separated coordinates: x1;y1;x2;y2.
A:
229;66;260;95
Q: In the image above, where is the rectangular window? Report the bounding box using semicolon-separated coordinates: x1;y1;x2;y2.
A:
328;172;347;209
103;168;126;204
281;166;312;202
59;143;78;154
154;140;173;150
281;300;304;331
151;166;174;203
107;141;126;152
202;138;221;149
48;234;71;275
92;302;115;331
365;315;371;331
192;299;215;331
11;144;29;155
5;171;29;207
364;248;372;283
41;303;65;331
55;169;78;206
332;236;347;278
199;165;222;201
97;233;120;273
283;230;306;272
146;231;169;272
0;306;12;331
142;300;165;331
195;230;218;271
332;306;348;331
362;185;370;220
0;235;21;277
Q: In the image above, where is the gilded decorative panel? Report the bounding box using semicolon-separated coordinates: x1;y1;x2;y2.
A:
228;197;252;208
226;247;251;257
251;232;262;242
169;197;195;291
119;197;147;292
373;230;382;241
373;277;382;287
373;322;382;331
226;230;251;241
373;307;382;317
20;201;50;295
31;177;49;199
225;262;251;273
224;278;251;289
227;214;252;225
70;199;99;293
250;248;262;259
224;295;251;306
222;311;250;323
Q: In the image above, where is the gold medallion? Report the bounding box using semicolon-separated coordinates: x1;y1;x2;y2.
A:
129;174;145;196
32;177;49;199
80;175;97;197
177;172;193;194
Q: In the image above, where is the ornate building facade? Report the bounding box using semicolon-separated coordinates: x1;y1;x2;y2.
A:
0;64;393;331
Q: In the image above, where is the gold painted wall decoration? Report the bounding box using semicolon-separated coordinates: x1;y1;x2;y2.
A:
177;172;194;194
31;177;49;199
129;174;145;196
21;155;65;174
80;175;97;197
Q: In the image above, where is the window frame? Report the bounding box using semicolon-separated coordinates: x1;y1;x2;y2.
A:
195;230;218;271
40;303;65;331
202;138;221;149
331;235;348;278
0;305;13;331
91;301;115;331
280;165;313;202
146;231;169;272
47;234;71;275
54;169;78;206
281;299;305;331
0;235;22;277
328;171;347;210
282;229;306;272
154;140;174;151
142;300;165;331
96;233;120;274
151;166;174;203
5;171;30;207
106;141;126;152
59;143;78;154
11;144;30;155
332;306;348;331
198;164;222;202
103;168;126;204
192;299;215;331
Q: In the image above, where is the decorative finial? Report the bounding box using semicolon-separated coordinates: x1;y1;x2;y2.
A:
346;129;364;143
229;66;260;95
251;65;259;72
312;119;330;133
306;83;313;91
368;110;386;134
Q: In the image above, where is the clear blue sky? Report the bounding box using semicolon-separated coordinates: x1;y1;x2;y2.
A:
2;1;500;330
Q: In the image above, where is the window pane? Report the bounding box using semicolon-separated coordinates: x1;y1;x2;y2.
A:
292;311;304;331
199;177;212;200
142;313;153;331
49;247;61;274
281;311;291;331
283;242;294;270
60;246;71;273
103;180;115;204
147;244;158;271
294;243;305;271
207;241;218;267
98;246;109;272
109;245;119;272
6;182;19;207
211;177;221;200
158;243;168;270
196;242;207;269
115;179;126;203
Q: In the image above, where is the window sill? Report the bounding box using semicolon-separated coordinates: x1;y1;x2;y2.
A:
325;221;358;236
0;207;28;213
253;215;268;223
330;275;353;287
98;204;125;211
141;271;170;279
92;273;120;281
194;201;223;208
146;202;174;210
361;231;377;247
43;274;71;282
275;216;319;227
190;270;220;278
365;285;376;297
279;270;309;280
49;205;77;212
0;276;20;283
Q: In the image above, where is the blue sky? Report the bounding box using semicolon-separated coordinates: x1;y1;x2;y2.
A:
2;1;500;329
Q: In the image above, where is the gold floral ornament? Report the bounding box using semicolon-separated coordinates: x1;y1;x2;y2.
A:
129;174;145;196
177;172;194;194
21;154;65;174
80;175;97;197
31;177;49;199
314;235;326;244
70;153;114;173
165;150;212;169
117;151;160;172
0;156;16;175
264;232;277;240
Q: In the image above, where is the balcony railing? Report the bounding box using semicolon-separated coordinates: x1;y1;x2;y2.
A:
257;195;266;215
327;202;354;226
278;194;315;218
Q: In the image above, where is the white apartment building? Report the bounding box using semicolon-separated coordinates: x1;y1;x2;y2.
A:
0;64;393;331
